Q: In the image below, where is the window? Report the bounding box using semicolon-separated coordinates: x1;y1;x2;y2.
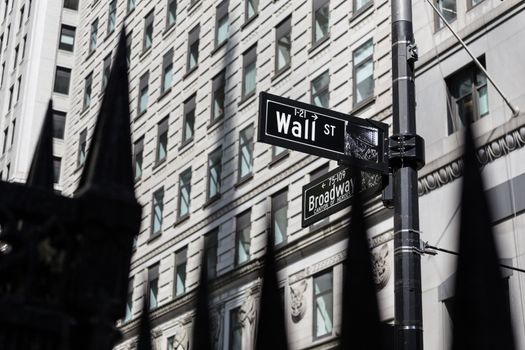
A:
102;54;111;91
272;146;288;161
312;0;329;45
8;85;13;110
229;307;243;350
207;147;222;200
244;0;258;23
186;25;200;72
354;0;371;13
90;18;98;53
13;45;19;69
313;269;333;339
143;11;154;52
53;157;61;184
205;229;218;279
127;0;135;12
83;72;93;109
271;188;288;245
147;263;159;310
0;63;4;87
167;337;175;350
2;128;8;154
156;117;168;164
124;277;134;322
242;45;256;99
177;168;191;218
446;57;488;134
311;70;329;108
59;25;76;52
126;31;132;65
235;210;251;266
27;0;31;19
275;16;291;74
174;247;187;297
161;49;173;94
238;125;254;181
468;0;484;9
18;6;23;30
215;0;229;48
10;120;15;146
133;137;144;181
211;70;225;123
353;40;374;105
107;0;117;34
151;187;164;236
166;0;176;28
53;66;71;95
182;94;196;144
78;129;87;166
52;110;66;139
434;0;456;30
21;35;26;60
138;72;149;114
63;0;79;10
15;76;21;102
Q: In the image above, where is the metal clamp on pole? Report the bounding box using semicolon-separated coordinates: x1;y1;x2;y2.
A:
389;134;425;170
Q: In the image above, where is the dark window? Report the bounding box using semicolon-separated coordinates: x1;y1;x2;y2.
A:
156;116;169;164
166;0;176;28
244;0;258;23
127;0;135;12
53;157;61;184
229;307;243;350
133;137;144;181
311;70;329;108
434;0;456;30
8;85;13;110
207;147;222;200
313;269;333;339
18;5;24;30
205;229;218;279
211;70;225;123
126;31;133;65
64;0;79;10
52;110;66;139
124;277;134;322
27;0;32;18
312;0;329;45
151;187;164;236
15;76;21;102
78;128;87;166
174;247;187;297
238;124;254;181
215;0;229;48
354;0;371;13
182;94;196;144
90;18;98;53
271;188;288;245
242;45;256;98
161;49;173;94
102;54;111;91
186;25;200;72
10;120;15;146
12;45;19;69
138;72;149;114
53;66;71;95
143;11;154;52
446;57;488;134
353;39;374;105
107;0;117;33
177;168;191;218
147;263;159;310
235;210;251;266
2;128;8;154
21;35;26;59
59;25;76;51
83;72;93;109
275;16;291;74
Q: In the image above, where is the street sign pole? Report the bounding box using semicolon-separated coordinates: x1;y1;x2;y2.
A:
391;0;425;349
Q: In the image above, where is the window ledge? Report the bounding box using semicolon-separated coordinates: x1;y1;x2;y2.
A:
308;35;330;56
85;48;96;62
140;47;152;60
163;23;177;37
125;8;135;19
187;1;201;15
174;214;190;227
269;151;289;167
147;233;162;244
350;96;376;115
157;88;172;102
203;194;221;208
208;116;224;130
135;109;147;120
350;2;373;23
241;13;258;30
234;174;253;188
178;138;194;153
152;158;167;173
271;65;292;83
238;91;256;107
183;65;199;80
434;18;456;34
211;40;228;56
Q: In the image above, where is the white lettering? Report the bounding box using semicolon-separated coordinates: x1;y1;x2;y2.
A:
276;112;291;134
292;121;302;137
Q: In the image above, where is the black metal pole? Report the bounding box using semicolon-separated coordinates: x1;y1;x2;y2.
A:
390;0;425;349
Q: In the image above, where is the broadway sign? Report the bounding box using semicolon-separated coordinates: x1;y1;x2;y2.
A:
302;166;383;227
258;92;389;174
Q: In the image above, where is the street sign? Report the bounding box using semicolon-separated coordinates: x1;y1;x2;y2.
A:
302;166;383;227
258;92;389;174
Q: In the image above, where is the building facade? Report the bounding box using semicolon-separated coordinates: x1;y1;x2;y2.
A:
54;0;525;350
0;0;80;188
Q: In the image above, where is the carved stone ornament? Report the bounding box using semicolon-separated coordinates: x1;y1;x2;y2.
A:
289;279;308;323
371;244;390;290
239;290;257;350
171;322;189;350
210;305;224;350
